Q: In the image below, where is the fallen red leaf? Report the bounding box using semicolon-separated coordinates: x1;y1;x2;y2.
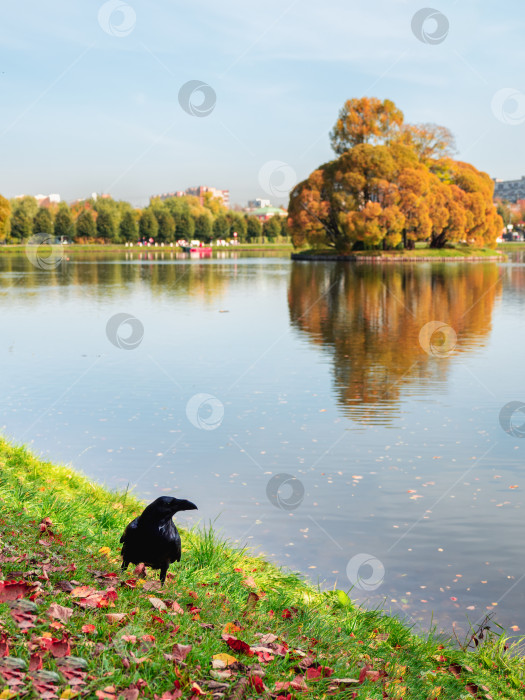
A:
167;600;184;615
250;675;265;693
39;517;53;532
50;636;71;658
28;653;43;671
10;609;37;632
223;635;253;656
104;587;118;601
306;665;334;680
0;580;34;603
291;676;308;691
0;633;10;657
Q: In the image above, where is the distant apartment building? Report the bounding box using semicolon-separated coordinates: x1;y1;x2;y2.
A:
154;186;230;208
15;193;61;207
247;198;271;209
36;194;61;206
493;177;525;202
248;206;288;222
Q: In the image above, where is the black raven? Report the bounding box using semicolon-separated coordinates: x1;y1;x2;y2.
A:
120;496;197;585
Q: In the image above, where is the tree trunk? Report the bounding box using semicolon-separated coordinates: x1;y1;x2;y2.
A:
429;232;447;249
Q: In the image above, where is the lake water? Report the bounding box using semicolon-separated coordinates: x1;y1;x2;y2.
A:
1;248;525;639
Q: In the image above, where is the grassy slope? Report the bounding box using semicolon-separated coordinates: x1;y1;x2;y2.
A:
0;438;523;699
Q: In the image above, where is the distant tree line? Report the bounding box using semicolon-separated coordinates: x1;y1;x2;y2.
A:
288;97;503;251
0;191;289;244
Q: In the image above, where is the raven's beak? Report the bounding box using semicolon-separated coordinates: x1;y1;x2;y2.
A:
176;499;198;512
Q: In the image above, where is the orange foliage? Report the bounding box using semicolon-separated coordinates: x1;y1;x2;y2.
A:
289;98;502;252
288;262;502;423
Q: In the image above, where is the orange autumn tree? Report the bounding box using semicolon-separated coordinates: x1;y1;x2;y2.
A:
330;97;404;153
289;97;502;251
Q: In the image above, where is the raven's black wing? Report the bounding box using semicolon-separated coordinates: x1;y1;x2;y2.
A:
159;520;182;563
170;528;182;562
120;517;139;544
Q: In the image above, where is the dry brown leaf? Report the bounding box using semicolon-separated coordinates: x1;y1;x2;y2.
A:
105;613;127;624
47;603;74;624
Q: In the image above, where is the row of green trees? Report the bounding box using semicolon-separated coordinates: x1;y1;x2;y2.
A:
0;192;288;244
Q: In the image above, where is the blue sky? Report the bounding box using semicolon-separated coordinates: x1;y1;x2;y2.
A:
0;0;524;207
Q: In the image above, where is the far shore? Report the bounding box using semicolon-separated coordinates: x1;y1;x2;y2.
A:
0;241;294;253
1;241;522;261
292;245;507;262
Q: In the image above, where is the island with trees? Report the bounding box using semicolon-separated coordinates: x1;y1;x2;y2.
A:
288;97;504;260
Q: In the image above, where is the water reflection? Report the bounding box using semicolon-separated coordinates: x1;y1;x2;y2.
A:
288;262;502;424
0;251;259;302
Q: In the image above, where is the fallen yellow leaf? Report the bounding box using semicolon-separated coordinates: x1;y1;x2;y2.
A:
0;690;17;700
212;653;238;668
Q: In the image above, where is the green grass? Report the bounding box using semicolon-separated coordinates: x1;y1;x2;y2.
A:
294;245;504;259
0;437;523;698
496;242;525;251
0;242;294;254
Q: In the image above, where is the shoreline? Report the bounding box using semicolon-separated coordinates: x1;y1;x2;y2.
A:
0;436;522;697
0;243;294;254
292;249;505;263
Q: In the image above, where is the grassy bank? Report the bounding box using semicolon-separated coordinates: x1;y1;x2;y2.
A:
0;438;523;699
0;243;294;254
293;246;504;260
496;243;525;251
